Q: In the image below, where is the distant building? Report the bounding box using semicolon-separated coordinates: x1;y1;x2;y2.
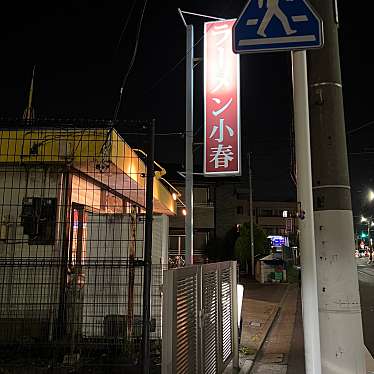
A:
166;169;298;261
169;181;215;263
215;182;297;238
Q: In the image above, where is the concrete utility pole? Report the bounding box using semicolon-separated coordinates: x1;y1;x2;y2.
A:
308;1;366;373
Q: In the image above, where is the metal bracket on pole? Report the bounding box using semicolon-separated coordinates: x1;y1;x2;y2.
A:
193;57;203;69
177;8;187;28
178;9;225;22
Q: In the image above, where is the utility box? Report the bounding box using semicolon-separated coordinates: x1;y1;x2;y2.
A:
256;254;286;283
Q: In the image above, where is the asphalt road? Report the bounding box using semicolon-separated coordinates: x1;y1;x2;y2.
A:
357;258;374;356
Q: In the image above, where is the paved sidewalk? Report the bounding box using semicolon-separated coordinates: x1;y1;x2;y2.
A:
230;270;374;374
250;283;299;374
225;279;289;373
226;278;305;374
286;288;305;374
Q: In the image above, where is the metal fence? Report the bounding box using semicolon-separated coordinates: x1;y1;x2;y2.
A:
162;261;239;374
0;119;165;372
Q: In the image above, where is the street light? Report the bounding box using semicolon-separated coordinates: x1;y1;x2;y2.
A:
369;189;374;202
361;215;374;263
367;190;374;263
175;196;187;217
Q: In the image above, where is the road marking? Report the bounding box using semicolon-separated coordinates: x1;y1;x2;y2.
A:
246;16;307;27
292;15;308;22
313;184;350;190
239;35;316;46
246;19;258;26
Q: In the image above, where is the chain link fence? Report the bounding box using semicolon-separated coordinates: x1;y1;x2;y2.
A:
0;119;166;372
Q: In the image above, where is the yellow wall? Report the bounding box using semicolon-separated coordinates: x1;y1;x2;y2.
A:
0;129;176;215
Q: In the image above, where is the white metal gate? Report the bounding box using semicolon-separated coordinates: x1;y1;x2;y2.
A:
162;261;238;374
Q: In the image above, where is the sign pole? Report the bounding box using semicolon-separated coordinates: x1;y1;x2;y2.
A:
185;24;194;265
291;49;321;374
233;0;324;370
248;153;255;277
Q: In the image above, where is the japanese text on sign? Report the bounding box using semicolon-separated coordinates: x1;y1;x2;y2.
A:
204;19;241;176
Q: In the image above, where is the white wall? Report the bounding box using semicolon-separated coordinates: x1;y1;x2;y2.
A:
0;167;62;328
0;166;170;342
81;212;168;338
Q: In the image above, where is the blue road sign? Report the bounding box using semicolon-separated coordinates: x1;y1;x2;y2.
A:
233;0;323;54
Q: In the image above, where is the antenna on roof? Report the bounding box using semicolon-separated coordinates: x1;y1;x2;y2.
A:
23;65;36;121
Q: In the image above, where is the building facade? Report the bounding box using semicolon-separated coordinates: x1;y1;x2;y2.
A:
0;122;176;367
168;176;298;261
169;182;215;263
215;182;298;238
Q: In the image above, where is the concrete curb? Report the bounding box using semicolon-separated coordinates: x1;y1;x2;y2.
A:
248;284;292;373
230;300;281;374
247;307;281;373
365;345;374;374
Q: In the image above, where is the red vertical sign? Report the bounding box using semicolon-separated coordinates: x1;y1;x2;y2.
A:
204;19;241;176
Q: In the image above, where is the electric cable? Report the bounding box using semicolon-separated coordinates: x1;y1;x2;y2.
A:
113;0;149;121
99;0;149;159
114;0;139;56
143;0;235;96
348;120;374;135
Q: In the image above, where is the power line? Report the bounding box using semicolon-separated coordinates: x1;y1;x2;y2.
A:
349;151;374;156
100;0;149;159
113;0;149;121
143;1;235;96
114;0;138;56
348;120;374;135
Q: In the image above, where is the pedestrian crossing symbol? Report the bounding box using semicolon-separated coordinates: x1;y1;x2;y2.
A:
233;0;323;54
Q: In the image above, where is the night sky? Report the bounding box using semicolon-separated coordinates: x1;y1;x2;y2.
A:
0;1;372;216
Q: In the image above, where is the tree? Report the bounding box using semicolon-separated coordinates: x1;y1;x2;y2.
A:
205;236;225;262
205;226;240;262
222;225;240;260
234;222;268;272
